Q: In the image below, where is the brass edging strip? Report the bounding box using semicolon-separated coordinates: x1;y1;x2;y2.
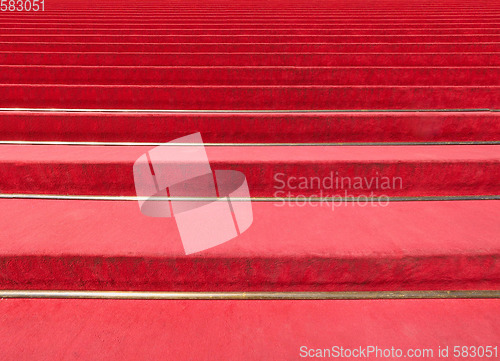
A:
0;140;499;146
0;194;498;201
0;108;498;113
0;290;499;300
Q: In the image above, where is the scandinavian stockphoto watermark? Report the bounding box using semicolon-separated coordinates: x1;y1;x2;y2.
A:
273;171;403;209
133;133;253;255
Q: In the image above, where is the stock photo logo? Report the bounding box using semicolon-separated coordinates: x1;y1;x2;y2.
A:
133;133;253;255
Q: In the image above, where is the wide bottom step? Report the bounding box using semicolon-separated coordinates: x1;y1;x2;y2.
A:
1;198;498;291
0;297;498;360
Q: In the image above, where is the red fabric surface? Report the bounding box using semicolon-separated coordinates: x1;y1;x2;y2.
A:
0;0;499;357
0;111;499;143
2;52;497;67
1;66;499;85
1;298;499;360
3;34;500;43
1;42;498;52
0;144;498;196
0;199;498;291
1;84;499;110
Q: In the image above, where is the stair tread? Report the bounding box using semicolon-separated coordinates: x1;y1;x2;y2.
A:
1;84;499;110
0;198;498;290
0;144;497;197
1;144;499;162
1;298;499;360
1;111;498;143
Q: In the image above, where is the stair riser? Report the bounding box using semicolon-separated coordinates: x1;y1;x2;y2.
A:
2;254;499;291
2;23;499;29
1;112;498;143
2;43;499;52
3;28;500;35
1;85;499;109
2;53;498;66
2;67;499;86
3;34;500;43
0;159;497;196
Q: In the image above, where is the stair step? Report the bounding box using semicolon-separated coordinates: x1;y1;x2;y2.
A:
3;27;500;34
0;144;498;197
3;34;500;43
2;43;498;53
1;66;498;86
2;23;499;29
0;198;498;291
2;52;497;66
1;111;498;143
0;297;499;360
1;84;498;109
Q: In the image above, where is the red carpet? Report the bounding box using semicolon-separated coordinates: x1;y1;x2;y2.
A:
3;51;497;66
1;84;499;109
1;111;499;143
0;0;499;357
1;298;499;360
3;66;499;85
0;144;498;196
0;199;499;291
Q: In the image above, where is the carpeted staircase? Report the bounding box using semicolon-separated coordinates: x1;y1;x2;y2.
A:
0;0;499;359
